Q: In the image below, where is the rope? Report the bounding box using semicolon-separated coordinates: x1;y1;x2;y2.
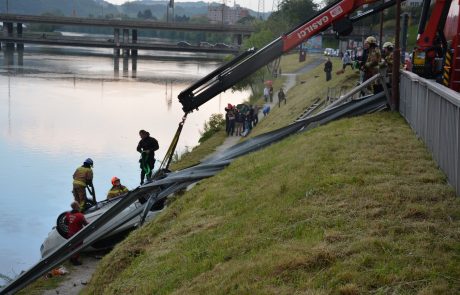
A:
153;113;188;178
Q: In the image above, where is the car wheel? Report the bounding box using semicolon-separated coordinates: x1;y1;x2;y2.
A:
56;212;69;239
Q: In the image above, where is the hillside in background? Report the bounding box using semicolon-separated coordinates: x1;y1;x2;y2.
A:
0;0;268;20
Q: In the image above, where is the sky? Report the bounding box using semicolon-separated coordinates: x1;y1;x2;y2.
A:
104;0;282;13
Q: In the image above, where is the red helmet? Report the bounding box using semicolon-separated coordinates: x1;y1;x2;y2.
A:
111;177;120;185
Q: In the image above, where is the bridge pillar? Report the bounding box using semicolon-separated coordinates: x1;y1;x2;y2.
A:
3;47;14;66
4;22;14;50
17;48;24;66
234;34;243;46
114;55;119;75
114;28;120;56
122;54;129;77
17;23;24;50
132;57;137;78
132;29;138;57
122;29;130;56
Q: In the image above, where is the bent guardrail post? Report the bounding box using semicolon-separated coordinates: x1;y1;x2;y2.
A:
320;74;383;113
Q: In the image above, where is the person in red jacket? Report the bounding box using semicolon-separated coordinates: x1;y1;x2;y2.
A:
65;201;89;265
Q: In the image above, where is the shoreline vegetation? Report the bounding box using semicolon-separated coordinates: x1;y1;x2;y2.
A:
18;53;460;294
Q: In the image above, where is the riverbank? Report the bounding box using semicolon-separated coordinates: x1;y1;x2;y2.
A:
82;57;459;293
21;53;460;294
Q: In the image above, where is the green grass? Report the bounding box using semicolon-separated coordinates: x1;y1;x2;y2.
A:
169;130;228;171
279;52;315;74
83;110;460;294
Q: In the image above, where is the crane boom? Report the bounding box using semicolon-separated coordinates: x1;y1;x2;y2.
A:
178;0;390;113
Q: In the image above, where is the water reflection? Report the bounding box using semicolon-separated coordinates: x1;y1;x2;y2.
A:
0;47;250;282
165;81;173;110
8;76;11;136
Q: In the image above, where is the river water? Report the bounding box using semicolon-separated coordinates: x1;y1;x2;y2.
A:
0;45;249;282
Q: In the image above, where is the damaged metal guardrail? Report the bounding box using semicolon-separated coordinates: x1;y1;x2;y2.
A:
0;92;387;294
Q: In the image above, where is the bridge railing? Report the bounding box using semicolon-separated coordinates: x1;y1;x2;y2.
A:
399;70;460;196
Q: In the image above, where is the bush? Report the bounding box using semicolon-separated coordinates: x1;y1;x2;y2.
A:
198;114;225;143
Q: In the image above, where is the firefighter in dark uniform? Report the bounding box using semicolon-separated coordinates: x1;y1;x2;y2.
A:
137;130;159;184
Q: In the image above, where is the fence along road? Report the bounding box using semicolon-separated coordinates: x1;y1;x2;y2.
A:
399;70;460;196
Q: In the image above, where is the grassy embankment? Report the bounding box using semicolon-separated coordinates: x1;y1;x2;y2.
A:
83;56;460;294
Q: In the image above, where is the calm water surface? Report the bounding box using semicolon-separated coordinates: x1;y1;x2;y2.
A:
0;46;249;281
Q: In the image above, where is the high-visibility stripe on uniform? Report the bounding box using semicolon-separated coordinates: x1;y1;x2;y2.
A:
73;166;93;187
107;186;129;199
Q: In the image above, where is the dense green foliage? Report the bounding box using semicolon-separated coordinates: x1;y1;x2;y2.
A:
198;114;225;143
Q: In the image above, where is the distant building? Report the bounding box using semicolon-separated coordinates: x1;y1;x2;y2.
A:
207;4;249;25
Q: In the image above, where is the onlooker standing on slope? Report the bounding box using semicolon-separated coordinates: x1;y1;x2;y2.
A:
278;88;286;107
324;58;333;81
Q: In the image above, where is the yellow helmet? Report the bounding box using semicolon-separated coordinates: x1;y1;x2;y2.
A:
365;36;377;44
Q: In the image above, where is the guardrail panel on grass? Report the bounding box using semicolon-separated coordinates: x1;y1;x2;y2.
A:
400;70;460;196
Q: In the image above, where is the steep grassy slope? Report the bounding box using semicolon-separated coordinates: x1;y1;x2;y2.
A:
84;112;460;294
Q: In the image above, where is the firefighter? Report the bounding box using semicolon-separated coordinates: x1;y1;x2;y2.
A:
362;36;382;93
65;201;89;265
137;130;159;184
72;158;95;211
381;41;394;85
107;177;129;199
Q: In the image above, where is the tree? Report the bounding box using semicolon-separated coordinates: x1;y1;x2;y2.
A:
232;28;275;94
237;15;256;25
137;9;156;20
143;9;153;19
199;114;225;143
279;0;318;27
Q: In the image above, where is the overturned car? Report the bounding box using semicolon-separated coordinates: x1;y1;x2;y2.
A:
40;194;164;258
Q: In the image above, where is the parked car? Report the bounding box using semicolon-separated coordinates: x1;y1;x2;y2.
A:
177;41;192;47
214;43;230;49
323;48;334;56
199;41;213;48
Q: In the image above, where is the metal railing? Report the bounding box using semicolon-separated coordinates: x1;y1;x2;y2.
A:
399;70;460;196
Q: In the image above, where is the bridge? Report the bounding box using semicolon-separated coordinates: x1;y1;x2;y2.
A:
0;34;239;54
0;14;254;34
0;13;252;55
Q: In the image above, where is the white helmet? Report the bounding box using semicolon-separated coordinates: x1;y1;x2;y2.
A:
365;36;377;44
383;41;394;49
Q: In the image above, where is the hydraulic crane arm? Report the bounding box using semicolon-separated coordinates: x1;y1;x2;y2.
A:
412;0;453;78
178;0;391;113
